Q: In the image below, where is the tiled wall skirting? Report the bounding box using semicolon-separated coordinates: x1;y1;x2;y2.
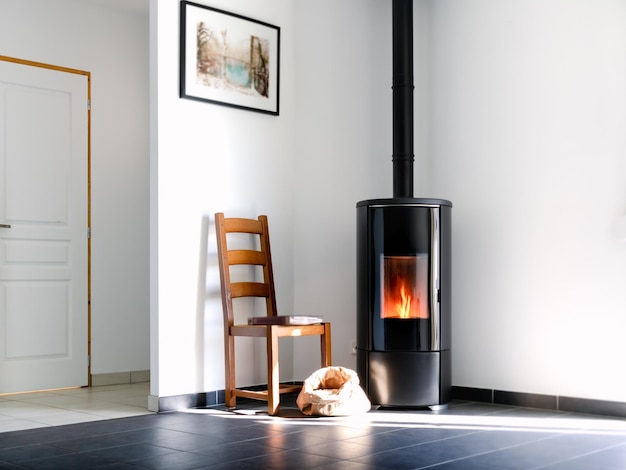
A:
153;384;626;418
150;386;626;418
91;370;150;387
152;383;301;413
153;390;225;413
452;386;626;419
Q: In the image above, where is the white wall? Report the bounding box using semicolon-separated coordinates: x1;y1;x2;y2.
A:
0;0;150;376
151;0;297;398
428;0;626;401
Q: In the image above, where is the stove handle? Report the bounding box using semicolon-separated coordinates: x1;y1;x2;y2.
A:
430;207;440;350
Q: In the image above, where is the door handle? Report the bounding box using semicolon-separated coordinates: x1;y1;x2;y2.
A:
0;223;11;228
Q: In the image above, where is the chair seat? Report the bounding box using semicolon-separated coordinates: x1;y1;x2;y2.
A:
230;322;330;338
247;315;323;325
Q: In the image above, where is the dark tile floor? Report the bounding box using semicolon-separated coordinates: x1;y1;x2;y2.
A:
1;394;626;469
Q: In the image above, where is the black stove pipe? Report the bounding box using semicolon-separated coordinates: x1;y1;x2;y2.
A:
392;0;414;199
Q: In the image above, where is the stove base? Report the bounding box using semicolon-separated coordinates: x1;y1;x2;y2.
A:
357;349;451;407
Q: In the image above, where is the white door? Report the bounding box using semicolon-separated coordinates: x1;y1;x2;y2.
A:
0;58;89;394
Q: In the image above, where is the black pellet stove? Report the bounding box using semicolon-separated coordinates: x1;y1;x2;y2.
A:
356;0;452;409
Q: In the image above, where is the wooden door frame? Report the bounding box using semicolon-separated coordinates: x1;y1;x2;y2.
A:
0;55;92;385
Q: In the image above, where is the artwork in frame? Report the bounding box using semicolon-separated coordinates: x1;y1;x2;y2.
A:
180;1;280;115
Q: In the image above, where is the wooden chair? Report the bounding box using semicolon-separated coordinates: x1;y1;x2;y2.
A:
215;212;332;415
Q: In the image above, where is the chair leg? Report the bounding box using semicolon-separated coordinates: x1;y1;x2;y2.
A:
224;335;236;409
321;322;332;367
267;326;280;415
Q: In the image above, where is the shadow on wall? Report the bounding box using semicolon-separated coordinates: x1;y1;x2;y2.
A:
196;214;223;392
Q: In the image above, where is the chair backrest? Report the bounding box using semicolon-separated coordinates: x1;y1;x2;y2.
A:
215;212;278;327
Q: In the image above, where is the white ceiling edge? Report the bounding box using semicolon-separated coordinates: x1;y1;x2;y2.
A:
80;0;149;17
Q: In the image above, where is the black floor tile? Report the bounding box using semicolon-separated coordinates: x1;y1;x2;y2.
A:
192;439;281;463
98;464;146;470
0;462;30;470
253;430;331;450
124;450;210;470
0;444;73;463
353;429;564;469
346;426;479;452
298;439;376;460
17;451;118;469
81;442;177;462
151;433;217;452
294;422;383;441
430;433;626;470
225;448;341;469
111;426;202;445
538;442;626;470
43;432;139;452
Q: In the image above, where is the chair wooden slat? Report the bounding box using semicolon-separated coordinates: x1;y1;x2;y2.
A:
230;281;270;298
228;249;266;266
223;217;263;234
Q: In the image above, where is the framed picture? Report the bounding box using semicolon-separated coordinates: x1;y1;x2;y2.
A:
180;1;280;115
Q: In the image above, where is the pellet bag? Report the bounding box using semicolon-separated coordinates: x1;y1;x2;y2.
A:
296;366;371;416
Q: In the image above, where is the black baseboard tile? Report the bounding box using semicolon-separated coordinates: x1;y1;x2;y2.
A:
453;387;558;411
157;383;301;412
451;386;493;403
494;390;557;410
451;386;626;419
216;389;225;406
559;396;626;419
158;390;221;412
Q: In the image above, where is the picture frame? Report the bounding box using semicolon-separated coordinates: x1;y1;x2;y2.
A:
180;1;280;115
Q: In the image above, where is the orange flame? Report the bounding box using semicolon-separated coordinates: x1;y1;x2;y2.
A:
397;284;411;319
